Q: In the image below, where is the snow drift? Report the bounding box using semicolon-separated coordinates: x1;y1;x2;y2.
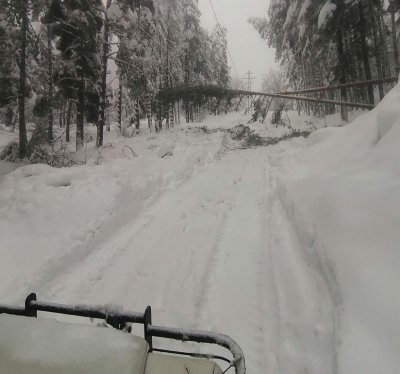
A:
0;128;226;304
279;82;400;373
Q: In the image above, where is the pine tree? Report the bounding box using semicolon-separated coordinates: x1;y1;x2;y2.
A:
5;0;32;158
250;0;400;117
42;0;64;142
0;4;19;129
51;0;102;151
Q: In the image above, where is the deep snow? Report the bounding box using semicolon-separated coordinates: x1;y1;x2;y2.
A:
278;84;400;374
0;97;398;374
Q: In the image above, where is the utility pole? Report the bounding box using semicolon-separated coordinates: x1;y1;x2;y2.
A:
242;70;255;114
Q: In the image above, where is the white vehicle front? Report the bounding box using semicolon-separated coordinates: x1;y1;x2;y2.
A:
0;295;244;374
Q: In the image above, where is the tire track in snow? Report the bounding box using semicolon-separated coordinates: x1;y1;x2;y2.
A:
194;148;274;374
193;156;249;324
193;147;337;374
266;150;337;374
259;151;281;372
143;152;250;326
42;150;248;325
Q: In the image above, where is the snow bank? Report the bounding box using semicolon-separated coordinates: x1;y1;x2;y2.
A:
279;83;400;373
0;129;17;151
0;314;148;374
0;127;225;304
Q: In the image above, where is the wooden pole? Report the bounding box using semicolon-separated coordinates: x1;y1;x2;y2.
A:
158;85;375;110
278;77;398;95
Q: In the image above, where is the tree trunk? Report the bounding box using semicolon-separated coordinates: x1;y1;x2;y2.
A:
390;1;399;75
336;29;348;121
166;106;170;130
189;104;193;122
368;0;384;100
147;98;152;132
5;105;13;128
47;29;54;142
118;78;123;130
18;1;28;158
157;100;162;132
377;2;390;78
76;74;85;151
66;100;72;142
169;102;174;127
165;32;171;130
302;62;310;116
135;97;140;130
63;103;66;127
185;100;189;123
98;12;110;147
358;0;375;105
354;27;367;104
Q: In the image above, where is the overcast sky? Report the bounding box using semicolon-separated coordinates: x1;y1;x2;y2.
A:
198;0;278;90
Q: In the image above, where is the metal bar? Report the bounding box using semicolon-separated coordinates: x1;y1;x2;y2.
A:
148;325;245;374
278;76;398;95
30;300;145;323
152;348;231;364
25;293;37;317
0;296;246;374
144;306;153;350
0;304;26;316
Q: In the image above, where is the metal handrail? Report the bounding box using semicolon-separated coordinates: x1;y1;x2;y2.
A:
149;324;246;374
0;293;246;374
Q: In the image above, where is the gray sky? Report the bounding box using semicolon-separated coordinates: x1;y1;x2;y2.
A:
198;0;278;90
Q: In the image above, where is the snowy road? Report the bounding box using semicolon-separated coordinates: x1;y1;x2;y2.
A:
28;143;336;374
2;101;400;374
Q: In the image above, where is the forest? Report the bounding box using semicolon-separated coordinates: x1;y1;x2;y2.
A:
0;0;229;158
250;0;400;120
2;0;400;161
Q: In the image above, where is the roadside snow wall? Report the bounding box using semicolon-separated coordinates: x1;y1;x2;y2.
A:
279;82;400;374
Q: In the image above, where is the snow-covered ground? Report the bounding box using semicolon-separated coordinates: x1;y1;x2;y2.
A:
277;85;400;374
0;98;398;374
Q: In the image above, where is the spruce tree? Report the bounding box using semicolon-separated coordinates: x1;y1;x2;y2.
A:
52;0;102;151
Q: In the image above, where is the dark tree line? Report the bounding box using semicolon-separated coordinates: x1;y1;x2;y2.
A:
250;0;400;120
0;0;230;159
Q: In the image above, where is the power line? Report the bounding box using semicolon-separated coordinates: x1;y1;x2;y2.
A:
207;0;241;84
